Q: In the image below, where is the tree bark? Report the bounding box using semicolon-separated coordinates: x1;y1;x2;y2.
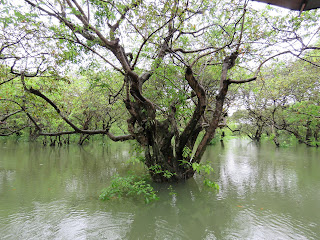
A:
128;53;240;182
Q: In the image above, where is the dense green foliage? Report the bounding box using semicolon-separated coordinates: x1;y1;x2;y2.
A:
230;50;320;147
1;0;320;185
99;174;159;204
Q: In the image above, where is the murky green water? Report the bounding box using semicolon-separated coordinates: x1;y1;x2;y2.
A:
0;139;319;239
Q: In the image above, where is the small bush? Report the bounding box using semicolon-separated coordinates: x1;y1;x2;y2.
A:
99;174;159;204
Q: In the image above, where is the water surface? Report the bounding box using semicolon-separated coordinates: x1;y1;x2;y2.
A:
0;139;319;239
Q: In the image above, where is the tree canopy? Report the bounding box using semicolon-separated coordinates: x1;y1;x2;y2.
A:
1;0;319;182
231;49;320;147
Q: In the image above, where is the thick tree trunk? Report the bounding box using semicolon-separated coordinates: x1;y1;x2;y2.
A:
252;124;264;142
145;150;196;182
271;125;280;147
193;52;239;163
123;64;209;182
124;53;240;182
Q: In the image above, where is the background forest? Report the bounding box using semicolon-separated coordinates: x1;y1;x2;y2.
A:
2;53;319;147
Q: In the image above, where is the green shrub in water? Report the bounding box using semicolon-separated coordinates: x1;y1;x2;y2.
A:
99;174;159;204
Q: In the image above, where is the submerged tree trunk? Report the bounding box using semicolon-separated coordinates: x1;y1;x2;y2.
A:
305;121;312;143
124;67;206;182
123;51;253;182
271;125;280;147
252;124;264;142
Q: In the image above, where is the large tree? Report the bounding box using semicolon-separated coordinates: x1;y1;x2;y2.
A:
1;0;319;182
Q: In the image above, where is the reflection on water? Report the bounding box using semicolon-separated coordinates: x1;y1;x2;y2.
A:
2;200;135;239
0;139;319;239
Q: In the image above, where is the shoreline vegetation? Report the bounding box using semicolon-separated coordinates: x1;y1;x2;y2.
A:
1;124;318;148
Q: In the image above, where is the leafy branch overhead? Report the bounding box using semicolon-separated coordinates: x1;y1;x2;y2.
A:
1;0;319;181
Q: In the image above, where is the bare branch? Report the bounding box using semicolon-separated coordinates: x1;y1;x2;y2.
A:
106;132;134;141
1;109;24;122
0;125;31;136
235;5;247;52
171;46;219;54
190;47;226;68
291;54;320;68
0;74;19;86
132;17;174;69
71;0;89;22
107;0;142;39
254;51;291;77
75;39;125;74
177;23;230;39
24;0;116;50
10;56;46;77
0;98;41;131
303;46;320;50
176;66;206;156
37;129;134;141
227;77;257;84
20;74;81;132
